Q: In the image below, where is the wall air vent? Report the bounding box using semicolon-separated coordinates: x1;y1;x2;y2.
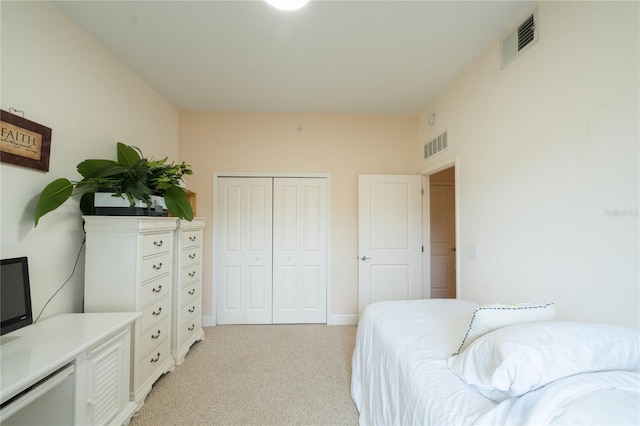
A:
501;8;538;69
424;131;448;160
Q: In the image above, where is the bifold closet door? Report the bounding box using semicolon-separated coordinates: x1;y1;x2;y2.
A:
216;177;273;324
216;176;328;325
272;178;328;324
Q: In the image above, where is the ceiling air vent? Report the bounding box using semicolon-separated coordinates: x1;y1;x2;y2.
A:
424;131;448;160
501;8;538;69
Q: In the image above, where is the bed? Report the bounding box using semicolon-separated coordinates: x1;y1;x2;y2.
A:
351;299;640;425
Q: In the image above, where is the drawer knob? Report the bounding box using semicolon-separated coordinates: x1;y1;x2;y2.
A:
188;271;196;277
189;253;196;259
152;262;163;270
152;307;162;316
151;330;161;339
188;324;195;331
189;236;196;242
152;285;162;293
188;289;196;295
150;352;161;363
153;240;163;247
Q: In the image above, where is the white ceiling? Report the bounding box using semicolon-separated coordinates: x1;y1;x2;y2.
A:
54;0;534;114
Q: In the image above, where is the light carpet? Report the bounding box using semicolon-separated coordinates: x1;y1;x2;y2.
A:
129;324;359;426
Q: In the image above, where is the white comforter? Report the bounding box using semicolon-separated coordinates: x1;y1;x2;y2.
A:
351;299;640;425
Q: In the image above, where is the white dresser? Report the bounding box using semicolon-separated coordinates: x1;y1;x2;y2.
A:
172;218;206;364
0;313;139;426
83;216;177;406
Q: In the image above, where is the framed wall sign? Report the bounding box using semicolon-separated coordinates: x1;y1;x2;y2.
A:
1;109;52;172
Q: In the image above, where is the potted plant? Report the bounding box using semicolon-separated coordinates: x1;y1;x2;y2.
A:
34;142;194;226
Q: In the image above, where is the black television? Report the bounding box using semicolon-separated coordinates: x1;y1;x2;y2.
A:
1;256;33;335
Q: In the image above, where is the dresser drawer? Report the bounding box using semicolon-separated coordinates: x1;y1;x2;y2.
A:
178;314;202;347
140;232;171;257
180;230;201;248
140;275;170;308
136;337;170;385
140;253;170;283
179;263;200;285
180;247;200;266
140;296;170;332
180;282;199;304
138;317;169;360
180;299;201;320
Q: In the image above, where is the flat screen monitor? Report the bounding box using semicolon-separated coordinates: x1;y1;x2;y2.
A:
1;256;33;335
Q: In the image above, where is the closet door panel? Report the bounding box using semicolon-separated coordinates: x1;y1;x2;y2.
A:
223;266;241;310
299;181;327;323
244;180;272;323
273;178;327;324
216;178;272;324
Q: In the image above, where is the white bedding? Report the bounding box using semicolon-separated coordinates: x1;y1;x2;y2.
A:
351;299;640;425
476;370;640;425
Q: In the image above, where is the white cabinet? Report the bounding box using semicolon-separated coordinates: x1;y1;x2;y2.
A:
0;313;139;426
172;218;206;364
83;216;177;406
84;329;131;425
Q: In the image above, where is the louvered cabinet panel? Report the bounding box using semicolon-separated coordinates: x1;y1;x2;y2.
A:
85;329;129;426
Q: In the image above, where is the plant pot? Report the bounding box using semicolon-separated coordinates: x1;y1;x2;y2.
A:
93;193;167;217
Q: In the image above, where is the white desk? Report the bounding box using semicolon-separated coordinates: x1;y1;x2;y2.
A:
1;313;140;425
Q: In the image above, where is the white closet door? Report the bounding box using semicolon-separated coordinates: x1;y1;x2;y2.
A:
273;178;327;324
216;177;273;324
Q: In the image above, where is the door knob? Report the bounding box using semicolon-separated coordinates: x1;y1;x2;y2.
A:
360;255;372;261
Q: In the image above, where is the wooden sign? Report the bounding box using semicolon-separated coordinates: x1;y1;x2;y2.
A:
1;110;52;172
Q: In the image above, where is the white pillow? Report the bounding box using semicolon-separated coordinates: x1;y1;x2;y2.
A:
447;321;640;402
454;302;555;355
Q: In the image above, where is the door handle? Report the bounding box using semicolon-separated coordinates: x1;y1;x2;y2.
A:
360;256;372;261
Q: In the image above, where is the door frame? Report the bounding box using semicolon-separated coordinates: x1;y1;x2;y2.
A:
212;172;332;325
422;157;461;299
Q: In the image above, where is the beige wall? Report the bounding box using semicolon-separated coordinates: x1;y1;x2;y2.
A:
179;112;419;322
419;1;639;327
4;0;636;330
1;1;179;320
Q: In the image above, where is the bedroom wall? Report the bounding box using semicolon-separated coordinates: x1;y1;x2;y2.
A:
419;1;639;328
1;1;179;321
179;112;420;324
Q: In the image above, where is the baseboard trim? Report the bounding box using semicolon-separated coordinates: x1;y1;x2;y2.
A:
328;314;359;325
201;315;215;327
201;315;357;326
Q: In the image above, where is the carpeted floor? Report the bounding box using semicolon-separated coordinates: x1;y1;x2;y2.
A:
129;324;359;426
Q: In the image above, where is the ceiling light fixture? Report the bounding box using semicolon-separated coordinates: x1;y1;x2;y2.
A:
264;0;310;11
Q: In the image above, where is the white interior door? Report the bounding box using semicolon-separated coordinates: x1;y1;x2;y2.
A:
216;177;273;324
273;178;328;323
430;184;456;298
358;175;422;313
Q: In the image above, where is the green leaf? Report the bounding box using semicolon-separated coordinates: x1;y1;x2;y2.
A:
116;142;141;167
125;180;153;205
147;157;168;169
79;192;95;215
77;159;119;178
34;178;74;226
163;185;193;220
73;181;99;195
